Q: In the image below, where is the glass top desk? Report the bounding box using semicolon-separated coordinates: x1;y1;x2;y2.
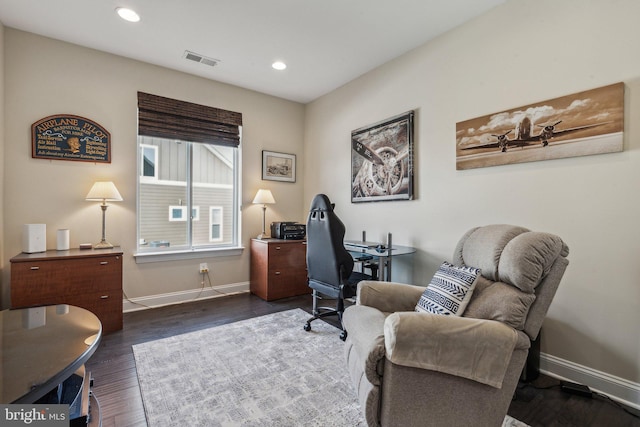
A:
345;240;416;282
1;304;102;404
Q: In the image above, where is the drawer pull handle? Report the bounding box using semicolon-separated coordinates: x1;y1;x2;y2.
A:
275;246;281;250
275;271;281;275
30;266;40;270
100;261;109;265
100;295;110;299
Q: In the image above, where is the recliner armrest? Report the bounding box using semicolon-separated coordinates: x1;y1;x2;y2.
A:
384;312;522;388
357;281;425;313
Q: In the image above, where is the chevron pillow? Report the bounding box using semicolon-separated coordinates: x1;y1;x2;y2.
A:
415;261;481;316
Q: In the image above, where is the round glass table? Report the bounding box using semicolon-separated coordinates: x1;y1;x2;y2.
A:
1;304;102;404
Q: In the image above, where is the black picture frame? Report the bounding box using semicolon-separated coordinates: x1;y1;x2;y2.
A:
351;111;414;203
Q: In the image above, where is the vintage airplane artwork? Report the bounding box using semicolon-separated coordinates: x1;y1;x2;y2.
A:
462;118;610;153
351;111;414;202
456;82;624;170
352;137;410;197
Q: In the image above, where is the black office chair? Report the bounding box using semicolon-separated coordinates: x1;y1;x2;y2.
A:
303;194;370;338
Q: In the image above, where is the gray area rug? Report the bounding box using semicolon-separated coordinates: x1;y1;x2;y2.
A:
133;308;529;427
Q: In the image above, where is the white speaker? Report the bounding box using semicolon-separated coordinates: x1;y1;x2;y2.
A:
23;224;46;253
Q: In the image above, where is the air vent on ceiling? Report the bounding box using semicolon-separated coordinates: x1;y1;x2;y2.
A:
183;50;220;67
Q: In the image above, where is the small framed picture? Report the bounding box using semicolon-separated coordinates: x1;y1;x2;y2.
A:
262;150;296;182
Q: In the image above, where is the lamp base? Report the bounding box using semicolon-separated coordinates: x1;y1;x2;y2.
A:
94;240;114;249
256;234;271;240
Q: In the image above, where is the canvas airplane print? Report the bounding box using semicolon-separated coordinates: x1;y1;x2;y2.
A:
456;82;624;170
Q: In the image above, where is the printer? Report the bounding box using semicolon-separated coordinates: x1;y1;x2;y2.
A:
270;222;306;240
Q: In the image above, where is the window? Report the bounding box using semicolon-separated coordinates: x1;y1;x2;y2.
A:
136;92;242;259
168;205;200;222
140;144;158;179
209;206;223;242
169;206;185;222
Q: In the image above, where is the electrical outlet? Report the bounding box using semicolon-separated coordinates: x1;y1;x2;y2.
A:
199;263;209;273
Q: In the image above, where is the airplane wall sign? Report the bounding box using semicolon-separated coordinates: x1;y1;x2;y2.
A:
455;82;624;170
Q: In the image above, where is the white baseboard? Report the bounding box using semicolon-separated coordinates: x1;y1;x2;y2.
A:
540;352;640;410
122;282;250;312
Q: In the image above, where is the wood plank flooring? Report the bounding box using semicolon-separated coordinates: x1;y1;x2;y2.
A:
86;293;640;427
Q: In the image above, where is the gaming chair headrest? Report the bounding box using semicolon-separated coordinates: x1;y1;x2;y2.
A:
309;194;335;214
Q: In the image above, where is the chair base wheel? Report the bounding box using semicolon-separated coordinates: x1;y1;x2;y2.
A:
303;322;311;332
340;330;348;341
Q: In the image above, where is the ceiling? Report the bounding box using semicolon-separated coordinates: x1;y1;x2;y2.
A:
0;0;504;103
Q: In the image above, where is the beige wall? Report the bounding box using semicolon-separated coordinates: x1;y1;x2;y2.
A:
1;29;305;306
304;0;640;388
2;0;639;405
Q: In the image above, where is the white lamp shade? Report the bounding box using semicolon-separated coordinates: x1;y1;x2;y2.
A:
86;181;123;202
252;189;275;205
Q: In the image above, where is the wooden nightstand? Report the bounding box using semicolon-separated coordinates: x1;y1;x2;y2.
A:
250;238;309;301
10;247;123;333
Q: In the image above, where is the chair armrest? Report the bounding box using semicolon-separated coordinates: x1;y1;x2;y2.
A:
357;281;425;313
384;312;520;388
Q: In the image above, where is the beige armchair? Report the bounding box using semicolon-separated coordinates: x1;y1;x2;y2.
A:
342;224;569;427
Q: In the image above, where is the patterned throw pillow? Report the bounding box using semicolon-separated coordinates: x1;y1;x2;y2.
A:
415;261;481;316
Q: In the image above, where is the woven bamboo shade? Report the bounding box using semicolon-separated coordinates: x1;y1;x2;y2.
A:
137;92;242;147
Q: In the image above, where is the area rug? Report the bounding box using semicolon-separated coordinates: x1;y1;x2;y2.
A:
133;308;528;427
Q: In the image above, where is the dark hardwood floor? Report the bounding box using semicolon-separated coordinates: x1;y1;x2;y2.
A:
86;293;640;427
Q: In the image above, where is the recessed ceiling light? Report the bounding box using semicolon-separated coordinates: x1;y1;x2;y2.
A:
272;61;287;71
116;7;141;22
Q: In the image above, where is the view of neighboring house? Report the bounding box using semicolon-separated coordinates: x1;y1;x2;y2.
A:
139;136;235;250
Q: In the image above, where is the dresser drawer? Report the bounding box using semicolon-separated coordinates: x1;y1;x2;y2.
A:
74;291;123;333
267;270;307;300
250;239;309;301
11;256;121;304
268;242;306;268
10;248;124;333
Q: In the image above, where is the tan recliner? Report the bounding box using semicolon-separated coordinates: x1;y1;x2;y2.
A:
342;224;569;427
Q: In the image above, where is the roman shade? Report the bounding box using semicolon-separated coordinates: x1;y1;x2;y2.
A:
137;92;242;147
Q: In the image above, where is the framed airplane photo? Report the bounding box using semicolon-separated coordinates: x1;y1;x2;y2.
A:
351;111;414;203
455;82;624;170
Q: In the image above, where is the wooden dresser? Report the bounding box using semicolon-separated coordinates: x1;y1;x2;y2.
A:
250;238;309;301
10;247;123;333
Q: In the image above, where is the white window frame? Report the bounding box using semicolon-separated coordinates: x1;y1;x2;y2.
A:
135;137;243;264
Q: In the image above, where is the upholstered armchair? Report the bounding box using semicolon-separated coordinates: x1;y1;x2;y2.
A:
342;224;569;427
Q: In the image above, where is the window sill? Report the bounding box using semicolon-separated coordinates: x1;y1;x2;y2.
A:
133;246;244;264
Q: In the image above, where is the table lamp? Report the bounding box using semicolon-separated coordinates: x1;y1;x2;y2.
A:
252;189;275;239
86;181;123;249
